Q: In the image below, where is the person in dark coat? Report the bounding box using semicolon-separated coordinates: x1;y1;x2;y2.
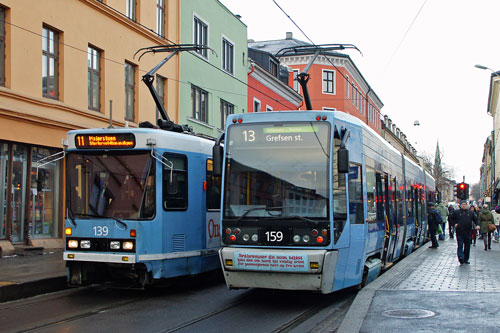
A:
448;204;455;238
449;200;480;264
427;202;442;248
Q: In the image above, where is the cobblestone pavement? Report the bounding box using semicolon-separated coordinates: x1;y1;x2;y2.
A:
339;236;500;333
381;238;500;292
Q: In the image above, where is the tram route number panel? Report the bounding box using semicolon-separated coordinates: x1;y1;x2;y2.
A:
233;252;309;272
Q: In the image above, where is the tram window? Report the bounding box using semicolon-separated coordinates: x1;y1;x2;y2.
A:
206;159;221;210
375;173;385;221
407;187;414;218
333;139;347;217
348;163;364;224
366;167;376;222
163;153;188;210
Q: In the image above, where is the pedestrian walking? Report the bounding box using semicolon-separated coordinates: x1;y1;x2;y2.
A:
436;201;448;239
470;205;478;246
449;200;480;265
448;203;455;239
427;202;442;249
492;206;500;242
478;204;494;250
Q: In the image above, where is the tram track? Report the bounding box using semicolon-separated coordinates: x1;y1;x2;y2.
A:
3;279;356;333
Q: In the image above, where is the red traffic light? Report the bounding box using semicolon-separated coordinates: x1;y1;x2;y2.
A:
459;183;465;189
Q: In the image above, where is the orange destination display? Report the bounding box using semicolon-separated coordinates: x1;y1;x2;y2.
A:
75;133;136;149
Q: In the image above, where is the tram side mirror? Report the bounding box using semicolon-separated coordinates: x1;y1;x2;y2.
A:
213;145;223;177
337;148;349;174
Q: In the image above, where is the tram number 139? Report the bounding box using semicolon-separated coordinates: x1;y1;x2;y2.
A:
265;231;283;242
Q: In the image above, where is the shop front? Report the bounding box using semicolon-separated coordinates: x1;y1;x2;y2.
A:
0;141;62;246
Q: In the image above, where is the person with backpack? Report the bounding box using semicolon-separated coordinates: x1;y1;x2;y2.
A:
427;202;443;248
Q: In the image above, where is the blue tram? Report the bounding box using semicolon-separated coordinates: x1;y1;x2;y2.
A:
63;127;221;286
214;110;435;293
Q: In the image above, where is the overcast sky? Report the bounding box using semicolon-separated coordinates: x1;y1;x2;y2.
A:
221;0;500;185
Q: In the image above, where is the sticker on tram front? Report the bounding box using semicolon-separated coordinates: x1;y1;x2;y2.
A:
233;252;309;272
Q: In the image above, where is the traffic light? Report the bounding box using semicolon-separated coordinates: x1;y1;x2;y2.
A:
456;182;469;200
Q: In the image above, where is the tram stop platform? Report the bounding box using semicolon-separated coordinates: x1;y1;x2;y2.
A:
338;235;500;332
0;249;66;302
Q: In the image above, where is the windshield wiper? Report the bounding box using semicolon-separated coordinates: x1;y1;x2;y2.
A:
236;206;286;222
112;217;127;230
265;215;320;225
74;213;127;229
67;208;77;227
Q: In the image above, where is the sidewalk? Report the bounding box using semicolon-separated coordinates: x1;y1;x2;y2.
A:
0;249;67;302
338;235;500;332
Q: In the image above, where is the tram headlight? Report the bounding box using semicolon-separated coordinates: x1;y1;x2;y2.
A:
251;234;258;242
80;240;91;249
122;241;134;250
110;241;121;250
68;240;78;249
243;234;250;242
293;235;301;243
302;235;310;243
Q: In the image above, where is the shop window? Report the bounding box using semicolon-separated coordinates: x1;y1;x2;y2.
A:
0;143;8;238
31;147;61;238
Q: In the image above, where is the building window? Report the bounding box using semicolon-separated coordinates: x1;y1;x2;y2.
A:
156;0;165;37
88;46;101;111
345;75;349;100
322;70;335;94
266;105;273;111
42;26;59;99
323;107;336;111
222;38;234;74
194;16;208;58
293;69;300;93
192;85;208;122
351;84;355;105
126;0;136;21
125;61;136;122
220;99;234;129
270;59;278;77
0;7;5;87
253;98;261;112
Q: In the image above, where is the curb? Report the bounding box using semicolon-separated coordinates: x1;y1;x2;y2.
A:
0;276;67;303
337;244;430;332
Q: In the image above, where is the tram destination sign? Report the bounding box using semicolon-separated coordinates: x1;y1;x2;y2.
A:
75;133;136;149
229;123;328;148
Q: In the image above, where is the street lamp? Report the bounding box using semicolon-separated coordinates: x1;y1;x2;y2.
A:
475;63;497;206
475;64;494;72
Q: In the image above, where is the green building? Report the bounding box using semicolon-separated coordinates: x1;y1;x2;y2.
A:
180;0;248;138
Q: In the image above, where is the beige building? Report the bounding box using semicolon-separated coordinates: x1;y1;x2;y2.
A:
0;0;180;253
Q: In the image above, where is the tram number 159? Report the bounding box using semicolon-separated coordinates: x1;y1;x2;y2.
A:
265;231;283;242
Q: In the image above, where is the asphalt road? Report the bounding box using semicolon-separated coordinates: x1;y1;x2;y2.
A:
0;272;354;333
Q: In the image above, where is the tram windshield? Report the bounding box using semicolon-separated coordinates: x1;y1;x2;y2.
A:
66;151;155;220
223;122;330;220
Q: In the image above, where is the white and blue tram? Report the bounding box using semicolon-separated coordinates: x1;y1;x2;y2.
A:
63;127;221;286
214;110;435;294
